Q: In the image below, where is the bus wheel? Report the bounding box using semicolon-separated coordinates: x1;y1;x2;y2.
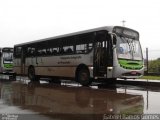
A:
28;67;39;81
77;68;91;86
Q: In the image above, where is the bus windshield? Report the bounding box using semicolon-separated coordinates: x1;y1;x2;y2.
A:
3;52;13;63
116;36;143;60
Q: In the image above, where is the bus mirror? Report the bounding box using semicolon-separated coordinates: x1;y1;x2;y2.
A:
108;32;117;45
113;36;117;45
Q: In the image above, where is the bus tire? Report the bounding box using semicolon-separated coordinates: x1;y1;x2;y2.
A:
28;67;39;82
77;68;91;86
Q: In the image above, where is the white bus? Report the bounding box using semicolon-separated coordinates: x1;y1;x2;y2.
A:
0;47;14;74
13;26;144;86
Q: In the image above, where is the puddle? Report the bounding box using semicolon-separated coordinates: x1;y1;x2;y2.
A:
0;80;160;119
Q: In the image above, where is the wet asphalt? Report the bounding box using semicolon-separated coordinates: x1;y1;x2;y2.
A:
1;77;160;120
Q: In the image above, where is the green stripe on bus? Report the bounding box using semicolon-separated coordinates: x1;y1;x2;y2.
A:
118;59;143;70
4;64;13;68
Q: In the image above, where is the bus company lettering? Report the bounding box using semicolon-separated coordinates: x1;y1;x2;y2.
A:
58;56;81;65
60;56;82;60
58;61;71;64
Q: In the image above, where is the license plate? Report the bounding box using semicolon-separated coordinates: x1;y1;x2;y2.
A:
131;71;137;75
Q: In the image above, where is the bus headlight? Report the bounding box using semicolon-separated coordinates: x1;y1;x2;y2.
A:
89;67;94;70
107;67;113;71
107;67;113;69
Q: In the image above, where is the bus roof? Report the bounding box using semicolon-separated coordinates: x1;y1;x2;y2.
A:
14;26;137;47
0;47;13;52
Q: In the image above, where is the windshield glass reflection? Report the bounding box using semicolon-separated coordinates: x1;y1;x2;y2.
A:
116;36;143;60
3;52;13;63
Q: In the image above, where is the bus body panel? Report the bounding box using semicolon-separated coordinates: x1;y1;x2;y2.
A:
14;51;94;78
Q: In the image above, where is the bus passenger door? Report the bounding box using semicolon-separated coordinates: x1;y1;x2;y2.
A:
20;48;26;75
94;40;107;77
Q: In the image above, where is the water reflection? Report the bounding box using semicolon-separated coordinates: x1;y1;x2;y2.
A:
0;81;144;120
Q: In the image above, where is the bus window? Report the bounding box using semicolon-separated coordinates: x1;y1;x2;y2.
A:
52;48;59;55
3;52;13;63
27;47;36;57
75;33;94;54
14;47;22;58
76;43;93;54
37;49;42;56
46;48;52;55
76;44;85;53
41;49;46;55
63;46;73;54
37;48;47;56
87;43;93;52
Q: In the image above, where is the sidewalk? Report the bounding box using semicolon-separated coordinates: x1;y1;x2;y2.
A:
117;78;160;87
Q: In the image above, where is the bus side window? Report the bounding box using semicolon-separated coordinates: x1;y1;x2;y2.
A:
37;49;42;56
52;48;58;55
75;32;94;54
59;48;65;54
66;48;73;53
46;48;52;55
76;44;91;54
31;48;35;55
63;46;73;54
37;48;46;56
28;47;35;56
15;47;22;58
76;44;84;53
53;50;57;54
41;49;46;55
86;43;93;52
27;48;31;56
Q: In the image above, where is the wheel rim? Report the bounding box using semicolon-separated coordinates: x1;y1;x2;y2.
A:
80;72;88;81
78;69;90;86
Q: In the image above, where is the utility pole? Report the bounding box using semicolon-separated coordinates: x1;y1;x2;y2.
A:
146;47;149;110
146;47;149;75
122;20;126;27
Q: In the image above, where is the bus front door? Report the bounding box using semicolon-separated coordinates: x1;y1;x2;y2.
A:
94;41;107;77
20;48;25;75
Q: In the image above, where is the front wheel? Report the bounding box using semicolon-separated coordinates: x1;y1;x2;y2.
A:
77;68;91;86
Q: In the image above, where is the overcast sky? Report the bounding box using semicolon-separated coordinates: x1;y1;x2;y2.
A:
0;0;160;59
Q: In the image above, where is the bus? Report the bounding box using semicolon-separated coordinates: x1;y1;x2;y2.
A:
0;47;14;74
13;26;144;86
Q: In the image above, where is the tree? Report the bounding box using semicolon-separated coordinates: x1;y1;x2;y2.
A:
148;58;160;73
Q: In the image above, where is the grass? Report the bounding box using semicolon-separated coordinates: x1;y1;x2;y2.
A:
141;76;160;80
